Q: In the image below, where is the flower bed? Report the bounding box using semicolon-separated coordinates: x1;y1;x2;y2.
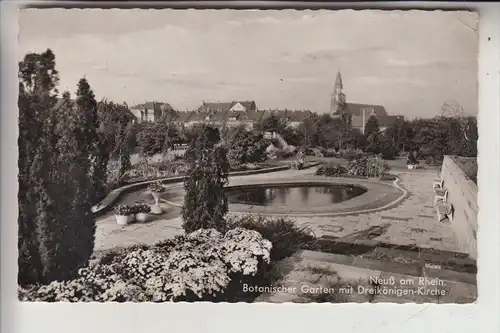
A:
315;163;347;177
124;160;188;184
124;159;282;184
347;155;390;179
18;228;272;302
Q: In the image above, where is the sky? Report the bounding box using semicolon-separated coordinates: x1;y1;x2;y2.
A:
18;9;478;118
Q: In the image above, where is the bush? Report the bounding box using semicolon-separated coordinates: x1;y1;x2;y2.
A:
147;182;165;193
226;215;317;262
132;203;151;214
315;163;347;177
347;155;390;179
18;228;272;302
125;159;187;182
366;155;391;178
114;205;134;216
379;142;398;160
407;154;419;165
226;130;269;167
347;156;368;177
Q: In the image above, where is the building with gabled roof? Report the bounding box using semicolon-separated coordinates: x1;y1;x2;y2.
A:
258;109;314;128
331;71;403;133
130;101;175;123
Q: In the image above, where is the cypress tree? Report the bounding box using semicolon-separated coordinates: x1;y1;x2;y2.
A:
182;126;229;233
18;49;60;285
93;100;114;201
18;51;98;286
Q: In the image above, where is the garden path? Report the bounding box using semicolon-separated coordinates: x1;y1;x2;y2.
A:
93;167;461;257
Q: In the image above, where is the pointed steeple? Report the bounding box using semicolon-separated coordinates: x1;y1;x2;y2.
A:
331;70;346;115
335;70;343;90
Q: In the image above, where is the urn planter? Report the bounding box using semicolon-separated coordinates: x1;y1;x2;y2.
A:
113;205;135;226
150;203;163;215
115;215;130;226
131;203;152;221
135;212;148;222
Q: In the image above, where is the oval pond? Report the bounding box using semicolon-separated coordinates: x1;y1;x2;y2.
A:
226;183;367;207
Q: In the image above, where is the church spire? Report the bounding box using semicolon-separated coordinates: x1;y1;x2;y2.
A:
334;70;343;90
331;70;346;115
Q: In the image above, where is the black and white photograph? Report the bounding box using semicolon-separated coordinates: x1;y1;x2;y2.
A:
17;9;479;303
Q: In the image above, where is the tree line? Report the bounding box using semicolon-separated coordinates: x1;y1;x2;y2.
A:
259;111;477;161
133;104;477;164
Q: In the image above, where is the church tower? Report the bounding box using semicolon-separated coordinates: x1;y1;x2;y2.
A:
331;71;346;115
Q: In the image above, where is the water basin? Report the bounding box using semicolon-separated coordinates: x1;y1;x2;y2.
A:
226;183;367;207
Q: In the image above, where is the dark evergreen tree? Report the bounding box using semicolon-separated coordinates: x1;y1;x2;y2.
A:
182;126;229;233
364;115;380;139
18;51;99;286
18;49;60;285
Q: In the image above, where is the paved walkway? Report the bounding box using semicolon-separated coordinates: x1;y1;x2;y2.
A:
94;168;314;254
94;167;461;256
291;169;460;253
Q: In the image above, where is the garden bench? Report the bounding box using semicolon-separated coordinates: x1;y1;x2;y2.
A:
433;179;444;191
433;189;448;206
435;202;453;222
434;187;447;197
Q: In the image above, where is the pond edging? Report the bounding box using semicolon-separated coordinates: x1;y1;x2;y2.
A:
225;174;409;218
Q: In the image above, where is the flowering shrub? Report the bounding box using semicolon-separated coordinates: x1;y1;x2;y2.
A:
366;155;390;178
315;163;347;177
19;228;272;302
347;156;368;177
220;228;272;275
347;155;390;179
226;215;317;262
125;159;188;183
147;182;164;193
132;203;151;214
114;205;134;216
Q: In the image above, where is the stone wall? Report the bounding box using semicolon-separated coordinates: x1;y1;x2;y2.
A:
440;155;478;259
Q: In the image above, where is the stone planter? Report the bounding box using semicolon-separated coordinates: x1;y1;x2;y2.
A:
152;192;161;204
135;212;148;222
115;214;130;226
150;203;163;215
